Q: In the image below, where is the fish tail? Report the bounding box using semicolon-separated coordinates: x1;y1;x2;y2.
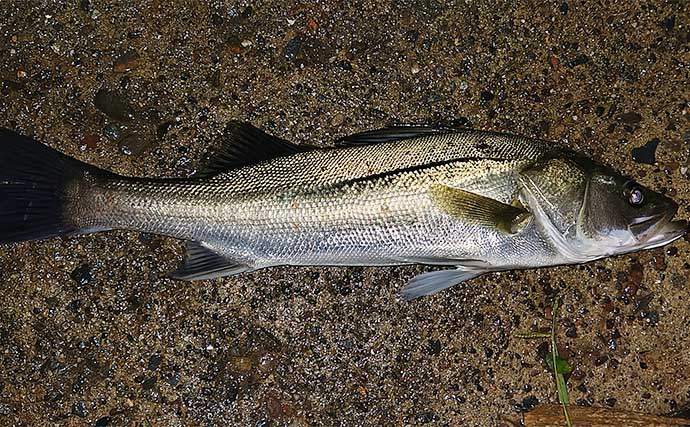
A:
0;129;115;244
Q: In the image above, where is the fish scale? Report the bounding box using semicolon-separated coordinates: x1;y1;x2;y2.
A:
93;135;547;269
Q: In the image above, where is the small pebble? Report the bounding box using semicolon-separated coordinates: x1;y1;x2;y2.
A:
103;123;123;140
118;133;152;156
521;395;539;411
81;134;99;150
156;121;175;139
283;36;302;60
72;401;88;417
148;354;161;370
426;339;442;355
95;416;111;426
230;356;252;373
70;264;92;287
661;15;675;31
142;376;157;390
94;88;135;122
113;49;140;73
480;90;494;101
618;112;642;124
559;2;568;15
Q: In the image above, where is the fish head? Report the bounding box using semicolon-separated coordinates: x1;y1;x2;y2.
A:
578;167;687;254
520;152;687;259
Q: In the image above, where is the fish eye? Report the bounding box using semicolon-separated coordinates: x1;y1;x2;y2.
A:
627;187;644;206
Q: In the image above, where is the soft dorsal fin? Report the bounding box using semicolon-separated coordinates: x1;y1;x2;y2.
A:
336;124;458;146
429;184;532;234
169;241;251;280
194;122;316;178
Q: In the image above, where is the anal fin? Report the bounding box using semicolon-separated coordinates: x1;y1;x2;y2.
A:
402;268;485;300
169;241;251;281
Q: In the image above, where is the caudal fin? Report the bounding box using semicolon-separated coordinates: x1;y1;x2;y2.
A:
0;129;110;243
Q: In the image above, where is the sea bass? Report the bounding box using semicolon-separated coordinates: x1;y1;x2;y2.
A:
0;123;685;299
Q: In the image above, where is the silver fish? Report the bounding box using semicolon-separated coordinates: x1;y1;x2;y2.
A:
0;123;685;299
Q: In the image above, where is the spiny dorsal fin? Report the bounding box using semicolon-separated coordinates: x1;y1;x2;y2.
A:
194;122;316;178
429;184;532;234
336;124;458;146
169;241;251;280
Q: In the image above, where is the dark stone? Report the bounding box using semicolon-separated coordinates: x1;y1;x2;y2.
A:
339;60;353;71
631;138;660;164
595;105;605;116
156;121;175;139
416;411;437;423
480;90;494;101
521;395;539;411
44;389;63;402
118;133;153;156
79;0;91;12
569;54;589;67
210;13;223;26
405;30;419;43
94;88;135;122
95;416;111;426
227;384;239;403
594;355;608;366
142;376;157;390
559;2;568;15
103;123;123;140
113;49;140;73
618;112;642;124
148;354;161;370
283;37;302;60
72;401;88;417
605;397;617;407
661;15;675;31
70;264;93;287
426;339;441;355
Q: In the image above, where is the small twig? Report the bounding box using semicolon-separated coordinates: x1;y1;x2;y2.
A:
516;299;572;427
514;331;551;339
551;299;571;427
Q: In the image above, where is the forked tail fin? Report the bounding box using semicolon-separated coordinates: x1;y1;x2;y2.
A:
0;129;112;243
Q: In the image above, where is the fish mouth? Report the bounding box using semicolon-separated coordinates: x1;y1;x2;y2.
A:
630;208;688;249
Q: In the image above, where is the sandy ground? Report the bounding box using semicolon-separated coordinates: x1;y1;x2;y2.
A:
1;1;690;426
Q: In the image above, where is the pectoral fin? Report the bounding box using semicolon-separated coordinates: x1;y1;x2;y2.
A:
401;268;485;300
430;184;531;234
